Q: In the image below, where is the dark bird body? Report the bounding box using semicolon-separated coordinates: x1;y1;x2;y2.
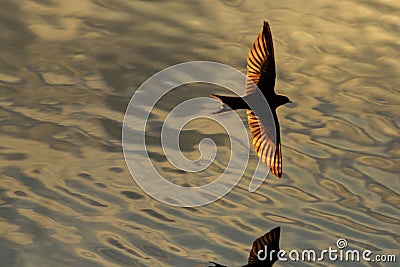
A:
211;21;291;178
209;227;281;267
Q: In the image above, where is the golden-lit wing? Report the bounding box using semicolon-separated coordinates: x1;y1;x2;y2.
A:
247;227;280;265
246;21;276;95
247;110;282;178
246;21;281;178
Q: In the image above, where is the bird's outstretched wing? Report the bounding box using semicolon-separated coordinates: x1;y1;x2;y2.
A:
246;21;276;95
246;21;282;178
247;227;281;266
247;110;282;178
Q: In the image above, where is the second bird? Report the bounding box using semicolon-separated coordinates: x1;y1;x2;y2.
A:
211;21;291;178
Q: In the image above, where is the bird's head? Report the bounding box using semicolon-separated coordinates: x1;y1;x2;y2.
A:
276;95;292;107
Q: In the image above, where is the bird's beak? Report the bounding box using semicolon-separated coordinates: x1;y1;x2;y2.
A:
289;100;293;103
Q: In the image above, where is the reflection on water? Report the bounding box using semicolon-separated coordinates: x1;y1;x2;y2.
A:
0;0;399;266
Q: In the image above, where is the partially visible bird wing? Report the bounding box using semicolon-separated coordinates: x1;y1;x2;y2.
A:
247;227;281;265
246;21;276;95
246;21;281;178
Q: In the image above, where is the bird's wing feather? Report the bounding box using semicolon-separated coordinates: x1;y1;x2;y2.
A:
246;21;276;95
247;110;282;178
247;227;281;265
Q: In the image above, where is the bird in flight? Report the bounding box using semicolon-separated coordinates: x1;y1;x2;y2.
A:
211;21;291;178
209;226;281;267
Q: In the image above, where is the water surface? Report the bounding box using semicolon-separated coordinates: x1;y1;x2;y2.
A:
0;0;399;266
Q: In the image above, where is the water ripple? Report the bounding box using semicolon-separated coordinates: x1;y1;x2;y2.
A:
0;0;398;266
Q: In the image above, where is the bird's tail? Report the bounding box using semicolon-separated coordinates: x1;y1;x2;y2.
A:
210;94;233;114
210;93;249;114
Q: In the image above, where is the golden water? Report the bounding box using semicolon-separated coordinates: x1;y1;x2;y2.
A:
0;0;399;266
